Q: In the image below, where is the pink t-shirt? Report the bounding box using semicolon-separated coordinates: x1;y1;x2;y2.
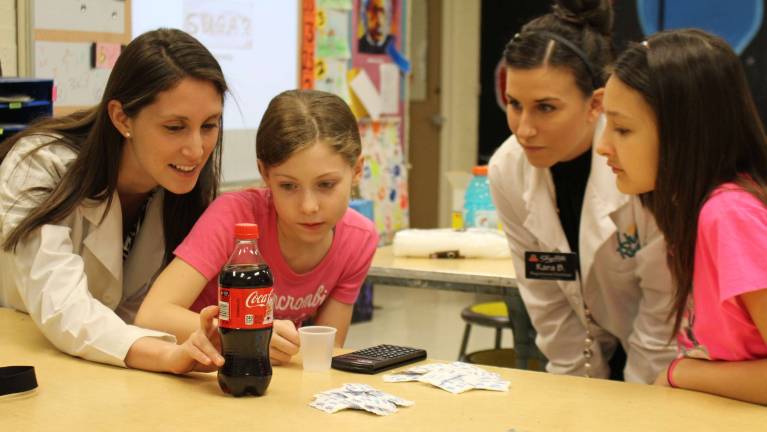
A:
678;183;767;361
175;188;379;326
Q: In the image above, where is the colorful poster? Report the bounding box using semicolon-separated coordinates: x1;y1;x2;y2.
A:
316;8;352;58
358;119;409;243
352;0;406;123
355;0;400;57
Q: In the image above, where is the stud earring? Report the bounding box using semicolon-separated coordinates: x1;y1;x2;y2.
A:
125;132;131;138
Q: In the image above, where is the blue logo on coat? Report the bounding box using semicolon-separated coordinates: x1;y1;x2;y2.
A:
616;224;640;259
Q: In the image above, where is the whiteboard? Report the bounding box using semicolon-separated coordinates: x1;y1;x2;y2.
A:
132;0;300;184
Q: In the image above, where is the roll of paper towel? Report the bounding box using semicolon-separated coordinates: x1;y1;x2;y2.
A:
392;228;511;258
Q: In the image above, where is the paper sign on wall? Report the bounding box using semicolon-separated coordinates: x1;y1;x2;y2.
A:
317;8;352;58
315;58;351;103
380;63;399;114
350;69;382;121
91;42;121;69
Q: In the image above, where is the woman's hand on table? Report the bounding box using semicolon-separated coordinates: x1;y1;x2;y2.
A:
270;319;300;365
164;305;224;374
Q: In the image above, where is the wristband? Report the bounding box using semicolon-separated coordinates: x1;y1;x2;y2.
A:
667;357;683;388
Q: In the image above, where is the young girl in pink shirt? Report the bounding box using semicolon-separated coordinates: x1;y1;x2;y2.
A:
136;90;378;366
598;29;767;405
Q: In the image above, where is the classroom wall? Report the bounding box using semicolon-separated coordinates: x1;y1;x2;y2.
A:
0;0;17;76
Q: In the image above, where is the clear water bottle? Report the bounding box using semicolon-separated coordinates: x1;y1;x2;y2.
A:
463;165;498;229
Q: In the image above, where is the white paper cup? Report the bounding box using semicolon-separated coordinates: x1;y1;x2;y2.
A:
299;326;337;372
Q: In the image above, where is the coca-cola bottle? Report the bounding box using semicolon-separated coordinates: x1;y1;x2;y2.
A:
217;223;275;397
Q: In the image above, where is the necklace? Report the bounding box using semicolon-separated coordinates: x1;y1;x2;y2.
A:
583;305;596;377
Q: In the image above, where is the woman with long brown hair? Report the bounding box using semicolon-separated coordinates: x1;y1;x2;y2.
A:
0;28;228;373
599;29;767;404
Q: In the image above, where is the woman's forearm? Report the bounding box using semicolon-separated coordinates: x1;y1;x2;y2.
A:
135;257;212;341
135;302;201;342
125;336;176;372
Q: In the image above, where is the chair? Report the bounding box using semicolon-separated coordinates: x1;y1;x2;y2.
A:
459;298;547;371
463;348;517;367
458;301;512;364
503;294;547;370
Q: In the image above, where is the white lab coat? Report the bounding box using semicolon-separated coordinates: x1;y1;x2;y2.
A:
0;135;175;367
488;132;677;383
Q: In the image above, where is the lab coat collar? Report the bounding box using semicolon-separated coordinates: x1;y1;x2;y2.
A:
123;190;165;298
80;190;166;303
81;193;123;284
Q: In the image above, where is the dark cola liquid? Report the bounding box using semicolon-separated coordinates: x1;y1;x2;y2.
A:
218;264;274;397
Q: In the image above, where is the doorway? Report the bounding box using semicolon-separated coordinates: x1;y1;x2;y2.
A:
407;0;442;228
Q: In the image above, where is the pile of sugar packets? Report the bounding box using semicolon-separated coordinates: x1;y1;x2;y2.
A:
383;361;510;394
310;383;414;416
309;362;509;416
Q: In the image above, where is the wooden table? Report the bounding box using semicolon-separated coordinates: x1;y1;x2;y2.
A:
367;246;543;369
1;308;764;431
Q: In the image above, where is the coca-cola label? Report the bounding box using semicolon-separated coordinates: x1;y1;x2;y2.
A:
218;286;274;329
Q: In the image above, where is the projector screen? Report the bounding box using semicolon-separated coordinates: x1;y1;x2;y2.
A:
132;0;299;184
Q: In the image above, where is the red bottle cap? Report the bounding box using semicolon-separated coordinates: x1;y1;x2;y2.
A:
234;223;259;240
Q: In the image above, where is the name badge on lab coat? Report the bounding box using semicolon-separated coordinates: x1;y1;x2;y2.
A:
524;252;578;281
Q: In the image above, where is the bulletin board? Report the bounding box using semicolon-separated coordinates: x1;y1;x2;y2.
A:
31;0;131;115
302;0;410;244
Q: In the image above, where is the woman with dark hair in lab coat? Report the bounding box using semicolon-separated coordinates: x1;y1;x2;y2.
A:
488;0;676;382
0;28;227;373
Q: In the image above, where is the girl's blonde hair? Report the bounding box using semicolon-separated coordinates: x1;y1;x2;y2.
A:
256;90;361;168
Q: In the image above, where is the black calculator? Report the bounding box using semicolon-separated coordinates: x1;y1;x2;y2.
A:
331;344;427;374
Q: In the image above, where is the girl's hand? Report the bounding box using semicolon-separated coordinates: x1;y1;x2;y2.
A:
270;319;300;365
163;305;225;374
